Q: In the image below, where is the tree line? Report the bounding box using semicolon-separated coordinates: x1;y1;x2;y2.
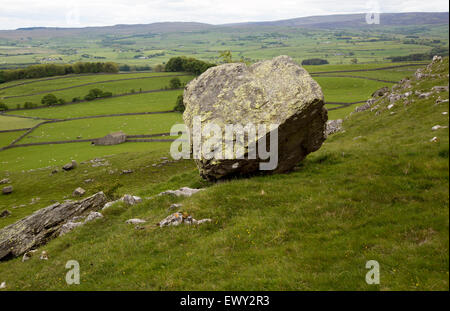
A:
0;62;119;84
165;57;216;75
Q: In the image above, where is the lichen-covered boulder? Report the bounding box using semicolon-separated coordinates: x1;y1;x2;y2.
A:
183;55;327;180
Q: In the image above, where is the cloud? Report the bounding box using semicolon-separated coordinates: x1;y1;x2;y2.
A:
0;0;448;29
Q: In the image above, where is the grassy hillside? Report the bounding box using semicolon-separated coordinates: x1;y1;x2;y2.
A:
0;58;447;290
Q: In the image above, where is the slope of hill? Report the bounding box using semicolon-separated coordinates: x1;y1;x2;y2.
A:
0;57;448;290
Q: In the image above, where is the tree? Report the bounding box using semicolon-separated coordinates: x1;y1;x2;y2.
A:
169;77;182;89
301;58;329;65
0;103;8;111
41;94;58;106
173;95;185;112
219;50;233;63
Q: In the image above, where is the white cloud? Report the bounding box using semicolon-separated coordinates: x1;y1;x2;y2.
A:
0;0;448;29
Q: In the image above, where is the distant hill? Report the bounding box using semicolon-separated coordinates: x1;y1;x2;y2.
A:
0;12;448;39
228;12;449;28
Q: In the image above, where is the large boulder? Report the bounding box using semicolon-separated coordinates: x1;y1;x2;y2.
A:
183;55;327;180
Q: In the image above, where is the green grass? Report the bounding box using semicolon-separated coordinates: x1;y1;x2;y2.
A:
0;131;24;148
327;104;359;120
0;58;447;291
20;113;182;143
0;115;40;131
315;76;392;103
7;90;183;119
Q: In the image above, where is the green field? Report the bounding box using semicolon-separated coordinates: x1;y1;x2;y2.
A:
0;115;40;130
1;75;194;108
20;113;182;143
6;90;183;119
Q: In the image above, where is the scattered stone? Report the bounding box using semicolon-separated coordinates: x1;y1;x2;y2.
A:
430;137;439;143
125;219;146;225
122;194;142;205
21;249;37;262
92;131;127;146
120;169;134;175
159;187;204;197
84;179;94;184
0;281;5;289
62;160;77;171
371;86;389;98
73;187;86;197
353;136;363;141
51;169;59;175
433;55;442;62
0;192;107;260
85;211;103;222
0;178;10;185
436;98;449;105
183;55;327;180
442;112;448;115
2;186;13;195
387;104;395;110
432;125;448;131
157;211;212;228
168;203;182;211
160;157;168;160
40;251;48;260
354;101;372;113
0;210;11;218
325;119;343;136
59;221;84;236
432;85;449;92
30;197;40;205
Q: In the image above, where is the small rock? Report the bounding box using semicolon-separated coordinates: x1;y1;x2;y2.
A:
325;119;343;136
40;251;48;260
0;282;5;289
120;169;134;175
125;219;146;225
0;178;10;184
122;194;142;205
59;221;83;236
0;210;11;218
432;125;447;131
85;211;103;222
159;187;204;197
84;179;94;184
157;211;211;227
62;160;77;171
430;137;439;143
387;104;395;110
2;186;13;195
22;249;37;262
73;187;86;197
168;203;182;211
442;112;448;115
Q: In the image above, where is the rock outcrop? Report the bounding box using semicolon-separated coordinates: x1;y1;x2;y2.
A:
0;192;107;260
183;55;327;180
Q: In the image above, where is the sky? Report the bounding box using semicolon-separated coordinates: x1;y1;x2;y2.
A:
0;0;448;30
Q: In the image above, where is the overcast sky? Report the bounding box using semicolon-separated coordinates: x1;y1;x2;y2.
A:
0;0;448;30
